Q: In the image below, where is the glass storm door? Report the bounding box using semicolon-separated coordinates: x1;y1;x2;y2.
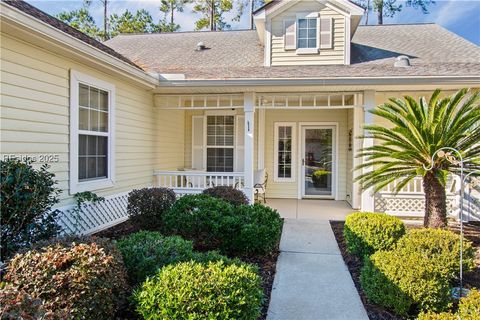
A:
301;126;335;198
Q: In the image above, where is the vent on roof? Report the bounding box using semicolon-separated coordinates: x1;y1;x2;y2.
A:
394;55;411;68
196;42;206;51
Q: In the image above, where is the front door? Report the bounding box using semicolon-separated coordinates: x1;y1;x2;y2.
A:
301;126;336;198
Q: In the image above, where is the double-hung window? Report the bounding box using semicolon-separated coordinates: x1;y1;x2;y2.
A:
70;70;115;193
206;115;235;172
297;18;317;49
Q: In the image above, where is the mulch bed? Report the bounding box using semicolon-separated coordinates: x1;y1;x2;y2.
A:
94;220;280;320
330;220;480;320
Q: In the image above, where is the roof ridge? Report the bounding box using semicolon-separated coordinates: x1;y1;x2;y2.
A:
110;29;257;37
358;22;437;27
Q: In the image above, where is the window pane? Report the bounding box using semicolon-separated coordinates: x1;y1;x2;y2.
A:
308;39;317;48
98;136;108;155
99;90;108;111
88;135;97;155
206;147;234;172
90;88;99;110
308;28;317;38
79;108;89;130
298;19;307;28
90;110;100;131
99;112;108;132
87;158;97;179
97;157;107;178
79;84;89;107
79;157;87;180
308;18;317;28
79;135;87;155
298;39;307;48
298;29;307;38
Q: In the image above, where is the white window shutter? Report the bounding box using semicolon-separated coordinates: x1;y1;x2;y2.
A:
284;19;296;50
320;17;333;49
192;116;205;170
235;115;245;172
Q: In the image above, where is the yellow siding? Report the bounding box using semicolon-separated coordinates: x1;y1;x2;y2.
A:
0;32;156;205
264;109;349;199
271;2;345;66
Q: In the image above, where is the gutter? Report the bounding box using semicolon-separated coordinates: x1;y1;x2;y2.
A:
159;76;480;88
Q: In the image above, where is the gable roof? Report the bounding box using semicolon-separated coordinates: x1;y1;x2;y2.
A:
105;24;480;80
253;0;365;15
2;0;142;70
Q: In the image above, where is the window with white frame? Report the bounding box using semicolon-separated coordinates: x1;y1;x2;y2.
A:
297;18;317;49
70;71;115;193
274;123;295;182
206;115;234;172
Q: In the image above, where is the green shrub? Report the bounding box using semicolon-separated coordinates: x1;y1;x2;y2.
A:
203;186;249;206
219;204;283;256
163;194;234;249
417;312;457;320
0;283;50;319
396;228;475;280
458;289;480;320
4;237;128;319
417;289;480;320
134;261;263;320
163;195;282;256
344;212;405;258
127;187;176;229
0;159;61;259
116;231;195;285
360;249;451;316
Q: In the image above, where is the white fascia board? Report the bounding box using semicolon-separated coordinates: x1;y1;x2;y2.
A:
158;76;480;88
0;2;158;88
335;0;365;16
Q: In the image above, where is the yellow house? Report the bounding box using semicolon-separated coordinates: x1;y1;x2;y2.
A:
1;0;479;234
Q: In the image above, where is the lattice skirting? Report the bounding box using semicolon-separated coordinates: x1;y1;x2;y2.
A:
374;194;456;217
56;191;130;235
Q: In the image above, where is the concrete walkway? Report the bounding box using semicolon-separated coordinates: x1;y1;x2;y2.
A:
267;219;368;320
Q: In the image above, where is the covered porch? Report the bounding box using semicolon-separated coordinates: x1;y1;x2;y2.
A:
152;91;366;208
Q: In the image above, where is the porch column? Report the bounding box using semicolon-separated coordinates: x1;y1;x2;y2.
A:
352;107;363;210
361;90;376;212
244;92;256;204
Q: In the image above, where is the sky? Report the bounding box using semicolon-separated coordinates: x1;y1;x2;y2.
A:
27;0;480;45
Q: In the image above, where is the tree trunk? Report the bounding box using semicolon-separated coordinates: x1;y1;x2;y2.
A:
103;0;108;40
377;8;383;24
210;0;215;31
171;3;174;26
365;0;370;25
423;171;448;228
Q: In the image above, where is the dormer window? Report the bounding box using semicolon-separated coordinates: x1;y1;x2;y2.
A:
297;18;317;49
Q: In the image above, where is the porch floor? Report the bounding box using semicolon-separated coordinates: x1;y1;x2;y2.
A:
266;199;354;221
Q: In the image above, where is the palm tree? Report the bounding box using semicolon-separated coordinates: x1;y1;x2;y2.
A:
356;89;480;228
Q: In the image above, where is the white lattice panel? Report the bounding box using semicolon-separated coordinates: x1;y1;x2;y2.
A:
374;194;457;217
56;191;130;235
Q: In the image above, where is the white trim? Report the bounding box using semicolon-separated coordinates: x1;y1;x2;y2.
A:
274;122;297;183
296;48;319;55
344;16;351;65
265;18;272;66
297;122;339;200
296;12;319;19
69;70;115;194
204;110;237;116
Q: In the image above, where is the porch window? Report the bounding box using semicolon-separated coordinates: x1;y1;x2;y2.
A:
274;123;296;182
206;115;234;172
70;70;115;193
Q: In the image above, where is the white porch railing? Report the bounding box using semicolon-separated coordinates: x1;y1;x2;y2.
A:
375;176;460;217
153;170;245;194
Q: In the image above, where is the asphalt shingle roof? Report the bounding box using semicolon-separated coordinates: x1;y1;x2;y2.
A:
3;0;142;70
105;24;480;80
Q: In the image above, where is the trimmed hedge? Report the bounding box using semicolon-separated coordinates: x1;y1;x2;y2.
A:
203;186;249;206
417;289;480;320
219;204;283;255
116;231;195;285
4;237;128;319
344;212;405;258
163;195;283;256
396;228;475;280
134;261;263;320
458;289;480;320
360;249;451;316
127;187;176;229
